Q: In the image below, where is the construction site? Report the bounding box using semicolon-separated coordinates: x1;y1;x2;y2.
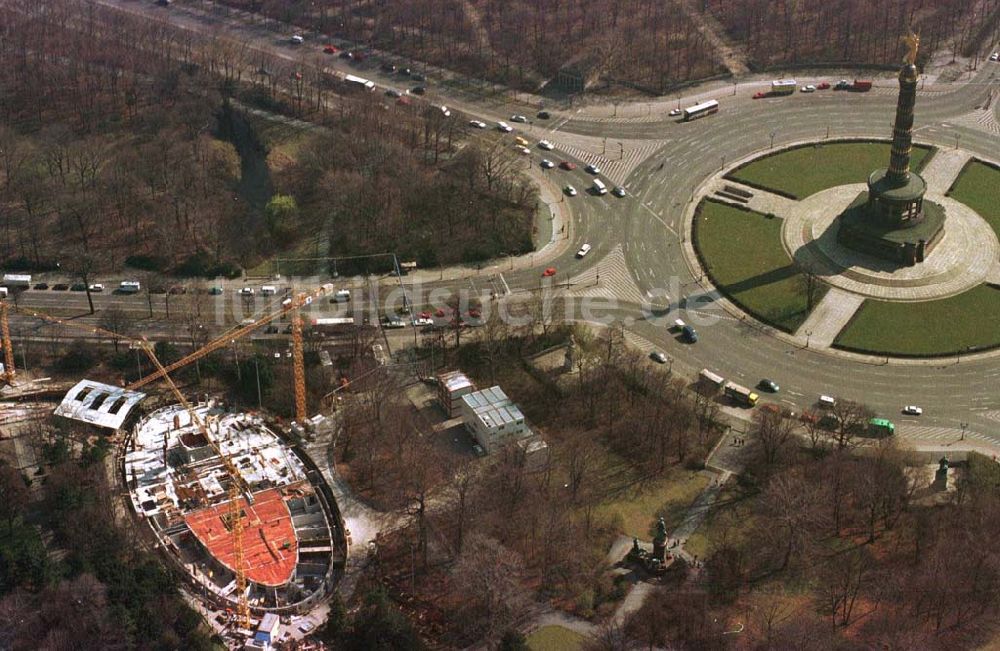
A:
0;284;350;648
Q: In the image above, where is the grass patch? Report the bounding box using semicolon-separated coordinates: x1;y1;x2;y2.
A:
594;468;712;540
728;141;932;199
948;160;1000;238
694;200;826;332
684;485;755;559
527;625;588;651
834;285;1000;356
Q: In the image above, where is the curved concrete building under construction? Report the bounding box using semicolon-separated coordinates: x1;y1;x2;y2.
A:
124;402;340;617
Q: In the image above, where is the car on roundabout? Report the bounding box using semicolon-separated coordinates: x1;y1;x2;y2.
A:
540;159;555;169
669;108;682;115
468;119;487;128
564;185;577;197
576;243;592;258
560;161;576;170
585;163;601;175
496;121;513;133
752;91;767;99
537;110;551;119
538;140;554;150
542;267;557;277
612;186;626;197
758;379;780;393
515;145;531;155
902;405;923;416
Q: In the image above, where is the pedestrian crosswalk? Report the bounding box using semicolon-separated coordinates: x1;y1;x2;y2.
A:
555;139;669;185
897;424;996;445
950;107;1000;136
567;243;646;305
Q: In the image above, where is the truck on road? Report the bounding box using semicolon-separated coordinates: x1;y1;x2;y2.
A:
724;381;759;407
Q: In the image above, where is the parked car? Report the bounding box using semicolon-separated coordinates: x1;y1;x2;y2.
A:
559;161;577;170
33;282;49;290
209;286;224;295
800;84;816;93
564;185;577;197
585;164;601;175
817;81;831;90
681;325;698;343
380;316;405;329
752;92;767;99
510;114;528;123
991;52;999;62
650;351;668;364
669;107;683;115
381;63;397;73
576;243;592;258
411;85;426;95
399;67;412;76
542;267;557;277
323;45;338;54
410;72;426;81
758;379;780;393
537;110;551;119
238;287;255;296
88;283;104;292
612;186;626;197
168;285;186;295
290;34;304;45
538;140;554;150
902;405;923;416
412;316;433;327
540;159;555;169
340;51;354;59
468;119;487;128
385;88;403;98
52;283;69;291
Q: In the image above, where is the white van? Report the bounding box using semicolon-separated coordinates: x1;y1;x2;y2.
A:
819;395;836;409
0;287;7;298
119;281;141;293
592;179;607;195
261;285;277;296
333;289;351;303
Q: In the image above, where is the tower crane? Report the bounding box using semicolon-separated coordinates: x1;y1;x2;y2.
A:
1;301;15;385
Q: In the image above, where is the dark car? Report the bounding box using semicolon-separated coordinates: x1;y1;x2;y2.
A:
758;379;780;393
264;325;279;334
399;67;412;76
70;283;86;291
52;283;69;291
381;63;397;73
681;325;698;343
168;285;187;295
33;282;49;290
411;86;426;95
339;51;354;59
650;351;668;364
410;72;425;82
537;110;551;119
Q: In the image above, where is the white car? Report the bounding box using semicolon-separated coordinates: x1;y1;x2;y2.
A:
515;145;530;155
496;121;512;133
800;84;816;93
540;159;555;169
564;185;577;197
290;34;304;45
88;283;104;292
538;140;554;150
669;108;682;116
585;164;601;175
902;405;923;416
238;287;255;296
991;52;999;61
510;114;528;123
438;105;451;117
612;186;626;197
468;120;487;128
412;317;433;327
576;243;592;257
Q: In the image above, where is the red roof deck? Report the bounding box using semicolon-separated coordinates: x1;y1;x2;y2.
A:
185;487;298;587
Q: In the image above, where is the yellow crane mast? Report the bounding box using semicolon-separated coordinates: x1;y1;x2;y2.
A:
0;301;15;385
291;312;307;424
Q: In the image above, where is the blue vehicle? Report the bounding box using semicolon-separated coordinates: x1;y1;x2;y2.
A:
682;325;698;343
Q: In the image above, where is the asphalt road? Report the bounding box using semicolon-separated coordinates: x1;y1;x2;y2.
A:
15;0;1000;440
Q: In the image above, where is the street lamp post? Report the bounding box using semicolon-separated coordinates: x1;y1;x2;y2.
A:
805;330;812;348
961;422;968;441
769;130;777;149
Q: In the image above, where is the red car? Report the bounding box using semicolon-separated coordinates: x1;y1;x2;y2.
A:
291;71;302;80
468;309;481;319
817;82;830;90
753;91;766;99
323;45;338;54
559;161;576;171
435;307;446;318
418;311;432;319
542;267;557;277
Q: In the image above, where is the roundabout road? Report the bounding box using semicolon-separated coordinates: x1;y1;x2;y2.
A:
39;0;1000;440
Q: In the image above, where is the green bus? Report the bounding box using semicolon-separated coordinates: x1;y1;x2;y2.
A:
869;418;895;437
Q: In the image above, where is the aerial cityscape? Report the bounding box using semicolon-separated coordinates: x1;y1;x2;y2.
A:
1;0;999;649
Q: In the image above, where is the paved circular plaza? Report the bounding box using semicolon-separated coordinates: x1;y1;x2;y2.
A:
781;184;1000;301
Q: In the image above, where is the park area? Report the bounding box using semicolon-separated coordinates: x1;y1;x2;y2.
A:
693;200;825;332
948;160;1000;239
834;284;1000;356
727;141;932;199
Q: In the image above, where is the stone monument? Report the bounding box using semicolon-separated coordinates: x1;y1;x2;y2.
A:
933;456;949;492
837;32;946;266
652;517;668;562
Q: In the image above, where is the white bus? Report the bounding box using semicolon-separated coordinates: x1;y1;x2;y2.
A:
724;381;759;407
2;274;31;288
699;369;725;389
344;74;376;92
770;79;797;95
119;281;141;293
682;99;719;121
